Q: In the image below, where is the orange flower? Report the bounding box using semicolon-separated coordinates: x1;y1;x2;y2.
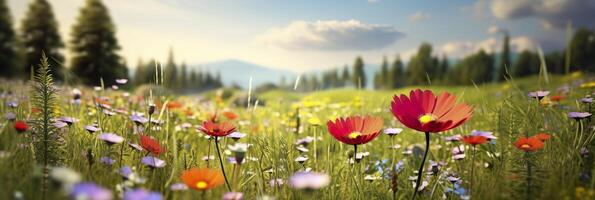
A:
181;167;225;191
223;111;238;120
514;137;544;152
167;101;183;109
326;115;383;145
534;133;551;142
199;121;236;137
550;95;564;102
140;135;166;155
462;135;488;146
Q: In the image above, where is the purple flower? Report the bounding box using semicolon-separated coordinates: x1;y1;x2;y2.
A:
123;189;162;200
59;117;79;125
85;125;100;133
170;183;188;191
269;178;284;187
5;112;15;121
222;192;243;200
295;136;314;146
53;121;68;128
100;157;115;165
289;172;330;190
446;175;461;184
227;132;246;140
128;143;144;151
6;101;18;108
581;97;593;103
384;128;403;136
568;112;592;120
528;91;550;100
130;113;148;125
471;130;497;140
141;156;166;168
98;133;124;145
115;79;128;85
120;166;133;179
444;134;462;142
70;182;112;200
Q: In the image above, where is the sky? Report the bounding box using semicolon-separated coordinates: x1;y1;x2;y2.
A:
6;0;595;73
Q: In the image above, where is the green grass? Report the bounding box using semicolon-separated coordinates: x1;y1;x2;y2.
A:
0;73;594;199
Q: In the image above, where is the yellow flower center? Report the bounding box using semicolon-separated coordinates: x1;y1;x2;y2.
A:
521;144;530;149
418;114;435;124
196;181;208;189
348;132;361;139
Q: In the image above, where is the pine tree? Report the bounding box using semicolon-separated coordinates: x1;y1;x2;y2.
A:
380;56;389;89
513;50;540;77
179;62;187;89
437;55;449;82
132;58;145;86
352;56;366;89
498;32;511;81
390;55;404;88
407;43;434;85
164;48;178;89
70;0;127;86
341;65;350;87
0;0;18;77
20;0;64;80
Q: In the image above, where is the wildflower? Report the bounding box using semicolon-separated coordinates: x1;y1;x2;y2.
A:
50;167;81;192
462;135;488;146
295;136;315;146
199;121;236;137
59;117;79;126
514;137;544;152
326;115;383;145
130;113;148;125
70;182;112;200
296;146;309;153
222;111;238;120
85;125;100;133
470;130;497;141
115;79;128;84
534;133;551;142
527;90;550;100
13;120;28;133
141;156;166;168
391;89;472;198
100;157;115;165
295;156;308;164
568;112;592;120
289;172;330;190
384;128;403;136
391;89;473;133
269;178;284;187
128;143;143;152
228;143;250;164
581;97;593;103
170;183;188;191
308;117;321;126
123;189;162;200
4;112;15;121
140;135;165;155
444;134;462;142
98;133;124;145
550;95;564;102
227;132;246;141
54;121;68;128
364;174;382;182
222;192;244;200
6;101;18;108
180;167;225;191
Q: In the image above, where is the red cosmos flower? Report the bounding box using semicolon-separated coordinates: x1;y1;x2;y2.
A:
326;115;384;145
140;135;165;155
391;89;473;133
550;95;564;102
534;133;551;142
14;120;28;133
514;137;544;152
462;135;488;146
199;121;236;137
223;111;238;120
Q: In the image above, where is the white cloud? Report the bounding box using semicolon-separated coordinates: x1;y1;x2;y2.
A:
257;20;405;51
438;36;537;58
409;11;431;22
487;25;505;34
480;0;595;29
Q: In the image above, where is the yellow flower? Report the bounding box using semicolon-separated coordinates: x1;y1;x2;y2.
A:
308;117;321;126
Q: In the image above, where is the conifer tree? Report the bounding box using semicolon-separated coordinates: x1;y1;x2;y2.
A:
0;0;18;77
20;0;64;80
70;0;127;85
352;56;366;89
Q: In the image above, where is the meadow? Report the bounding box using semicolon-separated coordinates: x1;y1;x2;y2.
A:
0;65;594;200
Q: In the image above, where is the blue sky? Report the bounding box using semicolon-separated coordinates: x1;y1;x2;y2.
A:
7;0;594;72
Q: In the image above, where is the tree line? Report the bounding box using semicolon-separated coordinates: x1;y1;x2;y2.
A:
282;29;594;92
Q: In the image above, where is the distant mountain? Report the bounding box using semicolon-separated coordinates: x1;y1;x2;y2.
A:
189;59;297;88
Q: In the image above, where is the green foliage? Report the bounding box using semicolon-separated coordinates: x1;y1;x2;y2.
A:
352;56;366;89
0;0;19;77
390;54;405;88
513;50;540;77
568;28;595;73
406;43;436;85
448;49;495;85
20;0;64;81
70;0;128;86
498;33;511;81
164;48;178;89
30;53;64;197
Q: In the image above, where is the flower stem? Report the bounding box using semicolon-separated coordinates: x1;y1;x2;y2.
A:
470;146;476;196
412;132;430;200
215;137;232;191
525;152;532;200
